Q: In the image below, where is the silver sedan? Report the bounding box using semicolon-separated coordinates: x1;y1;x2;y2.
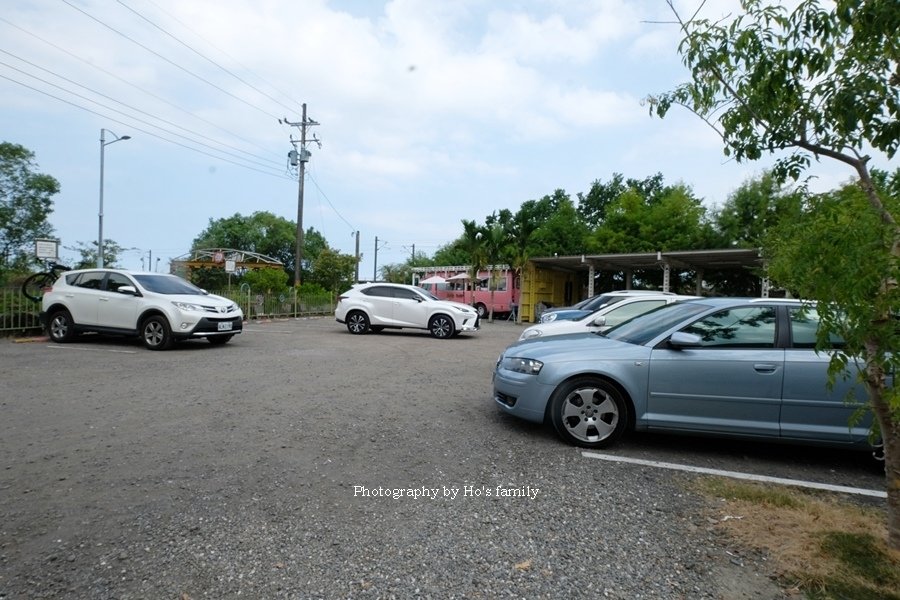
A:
493;297;874;450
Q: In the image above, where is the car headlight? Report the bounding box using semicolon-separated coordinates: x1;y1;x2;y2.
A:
541;312;558;323
172;301;203;312
520;329;542;340
500;356;543;375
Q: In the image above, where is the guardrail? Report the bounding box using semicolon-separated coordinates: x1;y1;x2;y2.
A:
0;287;336;335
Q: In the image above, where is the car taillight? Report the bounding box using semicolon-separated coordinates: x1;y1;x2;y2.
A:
337;295;348;303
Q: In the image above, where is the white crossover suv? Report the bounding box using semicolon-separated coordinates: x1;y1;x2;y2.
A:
40;269;243;350
335;283;479;339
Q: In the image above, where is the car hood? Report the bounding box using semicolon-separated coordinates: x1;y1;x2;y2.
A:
502;332;644;361
438;300;477;313
162;293;235;307
543;309;591;322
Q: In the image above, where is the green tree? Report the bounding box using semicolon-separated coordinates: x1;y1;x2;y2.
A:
190;266;228;291
66;239;130;270
516;189;589;257
431;240;471;266
460;219;487;305
0;142;59;281
191;212;328;283
709;172;804;295
307;247;356;293
577;173;675;229
243;268;290;294
648;0;900;548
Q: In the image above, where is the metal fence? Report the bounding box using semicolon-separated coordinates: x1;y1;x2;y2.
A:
0;287;43;335
0;286;336;335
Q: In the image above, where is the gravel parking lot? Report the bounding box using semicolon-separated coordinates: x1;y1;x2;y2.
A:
0;318;885;599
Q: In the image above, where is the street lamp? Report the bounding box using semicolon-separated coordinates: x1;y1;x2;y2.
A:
98;128;131;268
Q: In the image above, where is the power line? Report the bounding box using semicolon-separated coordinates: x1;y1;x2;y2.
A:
0;61;285;176
0;72;293;180
140;0;304;114
60;0;280;121
0;15;281;161
117;0;302;117
307;170;355;231
0;48;280;170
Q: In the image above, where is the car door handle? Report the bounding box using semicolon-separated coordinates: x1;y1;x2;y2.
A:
753;363;777;373
99;297;109;302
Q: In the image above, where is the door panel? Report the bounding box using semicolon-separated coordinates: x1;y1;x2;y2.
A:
647;306;783;436
65;271;106;325
98;273;140;330
781;307;871;444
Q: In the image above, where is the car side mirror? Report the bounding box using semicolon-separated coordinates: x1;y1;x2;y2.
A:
590;315;607;327
668;331;702;349
117;285;138;296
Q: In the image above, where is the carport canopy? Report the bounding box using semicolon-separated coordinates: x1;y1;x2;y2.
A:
529;248;763;294
531;248;761;272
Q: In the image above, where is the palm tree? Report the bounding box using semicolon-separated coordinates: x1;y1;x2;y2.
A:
504;215;536;323
482;223;508;322
460;219;486;307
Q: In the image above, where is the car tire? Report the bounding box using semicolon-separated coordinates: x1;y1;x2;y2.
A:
207;335;233;345
47;309;76;343
346;311;370;334
549;377;629;448
429;314;455;339
141;315;174;350
475;303;487;318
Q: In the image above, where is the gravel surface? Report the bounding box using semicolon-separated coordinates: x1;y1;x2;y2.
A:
1;317;880;599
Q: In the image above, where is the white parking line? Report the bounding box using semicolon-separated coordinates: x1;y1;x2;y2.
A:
582;451;887;499
47;345;139;354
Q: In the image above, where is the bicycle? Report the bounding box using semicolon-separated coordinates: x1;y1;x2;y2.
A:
21;261;71;303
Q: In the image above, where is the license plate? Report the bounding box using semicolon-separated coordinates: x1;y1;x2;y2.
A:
218;321;233;331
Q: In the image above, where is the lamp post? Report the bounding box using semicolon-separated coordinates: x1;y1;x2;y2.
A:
98;128;131;268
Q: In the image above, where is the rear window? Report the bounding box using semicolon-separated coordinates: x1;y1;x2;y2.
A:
789;306;845;349
68;271;105;290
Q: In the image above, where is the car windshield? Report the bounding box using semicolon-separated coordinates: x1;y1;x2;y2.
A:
603;302;709;345
133;274;206;295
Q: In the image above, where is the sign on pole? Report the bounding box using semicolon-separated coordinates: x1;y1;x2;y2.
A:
35;239;59;259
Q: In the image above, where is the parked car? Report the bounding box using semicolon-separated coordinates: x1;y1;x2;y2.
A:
335;283;479;339
41;269;243;350
494;297;875;450
520;294;699;341
539;290;676;323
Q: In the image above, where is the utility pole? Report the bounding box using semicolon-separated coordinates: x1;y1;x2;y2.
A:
373;236;388;281
280;104;320;286
354;231;360;283
374;236;379;282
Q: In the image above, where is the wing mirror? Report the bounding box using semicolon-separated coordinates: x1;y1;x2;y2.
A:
117;285;138;296
668;331;702;349
590;315;607;327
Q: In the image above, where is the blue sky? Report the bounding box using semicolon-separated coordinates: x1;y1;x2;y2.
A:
1;0;890;277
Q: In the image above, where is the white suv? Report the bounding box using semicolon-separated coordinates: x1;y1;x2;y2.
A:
40;269;243;350
335;283;479;339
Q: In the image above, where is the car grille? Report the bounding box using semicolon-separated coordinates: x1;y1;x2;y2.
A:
495;392;517;407
201;304;238;315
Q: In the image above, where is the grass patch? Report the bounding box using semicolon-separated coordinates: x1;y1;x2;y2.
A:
697;478;900;599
